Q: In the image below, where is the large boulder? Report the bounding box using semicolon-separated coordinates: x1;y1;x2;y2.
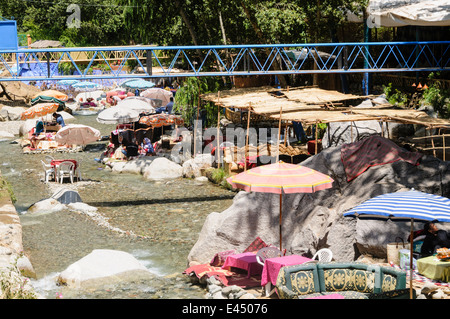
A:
143;157;183;180
109;156;156;174
26;198;66;215
188;138;450;265
322;121;414;149
0;120;24;136
56;249;155;289
0;106;26;121
182;154;215;178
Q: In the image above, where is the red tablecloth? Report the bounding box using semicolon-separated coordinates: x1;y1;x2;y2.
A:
261;255;313;287
237;156;259;169
222;252;263;278
51;159;78;170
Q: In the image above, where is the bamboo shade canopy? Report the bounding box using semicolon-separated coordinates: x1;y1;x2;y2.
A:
272;110;378;125
202;86;363;114
272;107;450;127
202;86;450;128
281;87;361;104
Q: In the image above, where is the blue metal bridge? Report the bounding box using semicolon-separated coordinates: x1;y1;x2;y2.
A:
0;41;449;82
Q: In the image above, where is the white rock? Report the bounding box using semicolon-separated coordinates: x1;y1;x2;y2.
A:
67;202;98;214
27;198;67;214
143;157;183;180
57;249;154;289
0;131;14;138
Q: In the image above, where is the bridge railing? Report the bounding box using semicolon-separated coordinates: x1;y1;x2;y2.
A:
0;41;448;82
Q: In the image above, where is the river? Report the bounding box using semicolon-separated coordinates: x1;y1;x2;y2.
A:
0;114;235;299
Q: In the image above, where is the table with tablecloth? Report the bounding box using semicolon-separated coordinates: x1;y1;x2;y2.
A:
221;252;263;278
50;159;78;170
417;256;450;282
261;255;313;287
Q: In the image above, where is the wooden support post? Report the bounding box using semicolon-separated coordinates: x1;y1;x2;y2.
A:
245;103;251;171
430;126;436;158
315;120;319;155
277;107;282;162
443;133;446;161
217;91;221;167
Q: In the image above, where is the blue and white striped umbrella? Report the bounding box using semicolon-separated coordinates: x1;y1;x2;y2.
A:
344;189;450;222
344;188;450;299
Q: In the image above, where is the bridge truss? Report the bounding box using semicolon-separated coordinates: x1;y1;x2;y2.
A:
0;41;449;82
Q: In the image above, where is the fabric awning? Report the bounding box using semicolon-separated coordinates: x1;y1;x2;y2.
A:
367;0;450;27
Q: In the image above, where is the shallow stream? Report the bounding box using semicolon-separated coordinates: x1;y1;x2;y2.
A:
0;114;235;299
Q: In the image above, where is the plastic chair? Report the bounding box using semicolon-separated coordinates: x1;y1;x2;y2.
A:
75;159;82;181
41;160;56;183
312;248;333;262
256;247;283;297
57;161;75;184
44;155;55;164
256;247;283;266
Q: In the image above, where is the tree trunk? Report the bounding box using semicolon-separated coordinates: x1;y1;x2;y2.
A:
174;0;203;59
240;1;288;87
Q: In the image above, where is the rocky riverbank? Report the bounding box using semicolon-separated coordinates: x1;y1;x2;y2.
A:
0;170;38;298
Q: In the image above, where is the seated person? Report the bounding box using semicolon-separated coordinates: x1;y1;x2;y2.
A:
122;143;139;159
420;221;450;257
30;120;45;149
140;138;155;156
165;97;174;114
52;112;66;127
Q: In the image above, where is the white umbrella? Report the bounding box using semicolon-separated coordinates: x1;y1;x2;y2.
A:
116;97;156;114
55;124;101;145
141;88;173;106
97;105;140;124
76;90;106;104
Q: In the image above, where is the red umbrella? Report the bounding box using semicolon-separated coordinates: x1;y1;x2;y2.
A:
227;161;334;250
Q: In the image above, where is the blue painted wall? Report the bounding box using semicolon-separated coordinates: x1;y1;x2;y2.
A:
0;20;18;50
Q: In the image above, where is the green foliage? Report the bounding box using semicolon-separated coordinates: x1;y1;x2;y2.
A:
383;83;408;106
422;82;450;119
0;177;16;204
173;77;221;126
0;253;38;299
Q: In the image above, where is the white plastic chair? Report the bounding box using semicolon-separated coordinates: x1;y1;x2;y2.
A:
44;155;55;164
41;160;56;183
74;159;82;181
256;247;283;266
57;161;75;184
256;247;283;297
312;248;333;262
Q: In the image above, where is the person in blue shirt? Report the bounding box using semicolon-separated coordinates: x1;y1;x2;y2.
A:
165;97;174;114
52;112;66;127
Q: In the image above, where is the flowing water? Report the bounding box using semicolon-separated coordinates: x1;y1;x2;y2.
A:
0;114;235;299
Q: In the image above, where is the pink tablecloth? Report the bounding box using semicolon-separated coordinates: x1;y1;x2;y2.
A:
221;252;263;278
261;255;312;286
